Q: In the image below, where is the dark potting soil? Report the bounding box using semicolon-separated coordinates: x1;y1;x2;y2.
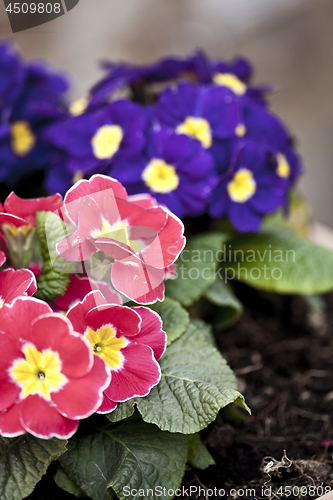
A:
27;287;333;500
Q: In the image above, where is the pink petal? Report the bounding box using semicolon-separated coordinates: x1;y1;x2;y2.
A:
0;251;6;267
0;297;52;343
4;192;63;226
134;307;166;360
64;175;128;225
0;268;37;304
111;197;167;234
52;356;110;420
21;396;79;439
128;194;158;209
31;314;93;378
85;304;141;337
92;281;121;305
54;274;103;312
0;213;27;228
94;238;139;261
111;258;165;304
155;210;186;268
0;333;23;411
0;402;26;437
104;343;161;402
96;394;117;414
66;290;107;334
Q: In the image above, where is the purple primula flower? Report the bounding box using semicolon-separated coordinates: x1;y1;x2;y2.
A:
209;141;287;233
89;51;211;108
0;45;69;185
111;124;217;219
44;100;146;195
152;81;242;170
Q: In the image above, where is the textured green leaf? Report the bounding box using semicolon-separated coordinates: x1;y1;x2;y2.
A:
59;420;187;500
108;321;248;434
149;297;189;345
225;230;333;294
166;233;228;307
204;279;243;329
35;211;76;301
55;467;88;498
186;434;215;470
0;435;67;500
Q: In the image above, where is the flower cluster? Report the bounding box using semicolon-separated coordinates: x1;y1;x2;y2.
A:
0;175;180;439
39;49;302;232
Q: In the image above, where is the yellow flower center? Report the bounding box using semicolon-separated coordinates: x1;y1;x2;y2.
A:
70;97;89;116
10;121;36;157
91;218;146;253
176;116;212;148
276;153;291;178
227;168;257;203
235;124;247;137
91;125;123;160
85;325;127;370
213;73;247;96
142;158;179;194
10;344;67;400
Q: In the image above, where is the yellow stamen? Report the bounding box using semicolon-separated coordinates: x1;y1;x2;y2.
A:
142;158;179;194
213;73;247;96
276;153;291;178
176;116;212;148
91;125;123;160
11;344;67;400
11;121;36;157
70;97;88;116
227;168;257;203
85;325;127;370
235;124;247;137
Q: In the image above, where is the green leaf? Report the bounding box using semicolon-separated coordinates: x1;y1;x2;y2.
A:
35;211;76;301
149;297;189;345
204;279;243;329
59;420;187;500
108;321;248;434
225;230;333;294
186;434;215;470
55;467;88;498
0;435;67;500
166;233;228;307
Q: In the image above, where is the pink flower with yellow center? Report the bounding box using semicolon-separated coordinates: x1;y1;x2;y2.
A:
0;297;110;439
66;290;166;413
56;175;185;304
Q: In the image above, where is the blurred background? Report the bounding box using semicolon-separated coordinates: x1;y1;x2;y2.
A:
0;0;332;229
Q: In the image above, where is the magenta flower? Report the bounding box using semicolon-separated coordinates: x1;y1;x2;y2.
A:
57;175;185;304
0;267;37;307
66;290;166;413
0;297;110;439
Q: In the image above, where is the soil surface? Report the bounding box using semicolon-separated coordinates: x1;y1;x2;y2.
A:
27;287;333;500
179;285;333;500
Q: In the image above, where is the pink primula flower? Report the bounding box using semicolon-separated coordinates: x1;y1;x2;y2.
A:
66;290;166;413
0;297;110;439
56;175;185;304
0;267;37;306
